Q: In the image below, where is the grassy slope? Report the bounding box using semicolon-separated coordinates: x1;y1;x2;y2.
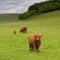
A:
0;10;60;60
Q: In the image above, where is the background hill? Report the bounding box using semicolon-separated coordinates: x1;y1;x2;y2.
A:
0;14;19;23
0;10;60;60
0;10;60;23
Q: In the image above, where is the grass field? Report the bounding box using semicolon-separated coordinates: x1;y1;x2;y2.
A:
0;10;60;60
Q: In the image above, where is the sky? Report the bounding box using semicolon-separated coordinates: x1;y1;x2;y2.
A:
0;0;47;14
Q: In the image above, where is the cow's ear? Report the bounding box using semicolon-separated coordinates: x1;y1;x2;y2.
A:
39;34;43;38
41;35;43;37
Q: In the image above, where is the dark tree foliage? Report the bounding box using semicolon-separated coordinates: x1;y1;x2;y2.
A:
49;0;60;1
19;1;60;20
28;1;60;14
19;10;36;20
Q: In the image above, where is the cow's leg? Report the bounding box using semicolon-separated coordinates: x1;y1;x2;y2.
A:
36;41;41;52
33;42;37;52
29;43;33;51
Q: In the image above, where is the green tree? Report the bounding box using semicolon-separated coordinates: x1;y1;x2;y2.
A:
19;1;60;20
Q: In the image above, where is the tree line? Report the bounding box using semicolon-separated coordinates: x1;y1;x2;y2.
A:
19;0;60;20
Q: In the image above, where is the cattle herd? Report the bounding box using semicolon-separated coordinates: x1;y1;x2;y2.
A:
13;25;43;52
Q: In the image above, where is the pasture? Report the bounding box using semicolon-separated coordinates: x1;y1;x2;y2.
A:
0;10;60;60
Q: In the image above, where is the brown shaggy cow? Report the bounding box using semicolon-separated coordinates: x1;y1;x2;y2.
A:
13;30;16;34
20;26;27;33
28;34;42;52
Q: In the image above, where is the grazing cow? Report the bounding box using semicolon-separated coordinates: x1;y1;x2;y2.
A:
28;34;42;52
20;25;27;33
13;30;16;34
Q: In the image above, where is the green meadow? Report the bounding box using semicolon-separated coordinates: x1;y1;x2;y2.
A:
0;10;60;60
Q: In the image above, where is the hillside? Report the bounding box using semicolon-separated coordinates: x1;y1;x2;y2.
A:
0;10;60;60
0;10;60;23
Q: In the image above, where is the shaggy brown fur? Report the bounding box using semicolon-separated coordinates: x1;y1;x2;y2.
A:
28;34;42;52
20;26;27;33
13;30;16;34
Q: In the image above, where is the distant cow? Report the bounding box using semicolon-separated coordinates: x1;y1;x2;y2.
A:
28;34;42;52
13;30;16;34
20;25;27;33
